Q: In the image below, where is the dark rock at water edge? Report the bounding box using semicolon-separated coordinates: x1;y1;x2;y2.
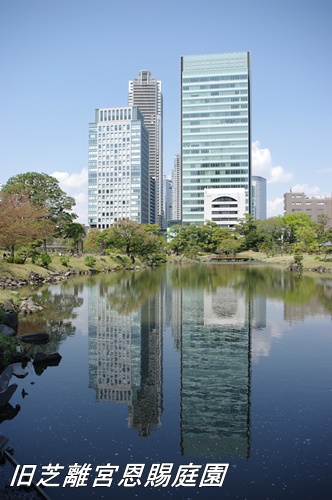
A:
18;333;50;345
33;352;62;376
0;305;18;334
33;352;62;365
0;325;16;337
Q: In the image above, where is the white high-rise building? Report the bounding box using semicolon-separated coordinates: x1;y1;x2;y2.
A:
171;154;182;221
88;106;150;228
129;70;163;226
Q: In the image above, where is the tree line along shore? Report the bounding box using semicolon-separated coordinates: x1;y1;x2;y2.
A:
1;171;332;307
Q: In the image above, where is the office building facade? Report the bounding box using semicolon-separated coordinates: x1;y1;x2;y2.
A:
284;191;332;225
204;187;246;227
163;176;172;228
252;175;267;220
129;70;163;226
88;106;150;228
171;153;182;221
181;52;251;225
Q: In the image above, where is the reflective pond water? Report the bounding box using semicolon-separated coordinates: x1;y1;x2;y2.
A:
1;264;332;499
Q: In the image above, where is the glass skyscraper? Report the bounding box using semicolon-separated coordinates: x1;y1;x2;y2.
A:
171;153;182;221
252;175;267;220
181;52;251;224
129;71;163;227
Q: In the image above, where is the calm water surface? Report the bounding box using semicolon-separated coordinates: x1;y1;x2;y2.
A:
1;264;332;499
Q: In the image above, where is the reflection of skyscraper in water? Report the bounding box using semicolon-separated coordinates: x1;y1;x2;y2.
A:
164;267;182;351
251;295;266;330
128;296;163;436
250;295;270;363
181;286;251;458
171;289;182;352
88;283;163;436
88;286;140;402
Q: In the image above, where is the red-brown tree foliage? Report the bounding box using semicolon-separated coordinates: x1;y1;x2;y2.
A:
0;190;54;258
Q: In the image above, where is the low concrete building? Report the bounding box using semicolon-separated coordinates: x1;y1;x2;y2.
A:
284;191;332;225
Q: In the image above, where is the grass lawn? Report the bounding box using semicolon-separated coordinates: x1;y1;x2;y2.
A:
237;250;332;270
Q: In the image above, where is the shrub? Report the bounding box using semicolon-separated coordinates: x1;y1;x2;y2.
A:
0;334;17;367
60;255;70;267
29;248;42;264
40;253;52;268
13;257;25;264
293;253;303;264
84;256;97;268
6;257;14;263
293;253;304;269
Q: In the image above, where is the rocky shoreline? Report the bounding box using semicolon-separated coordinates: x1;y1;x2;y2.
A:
0;269;93;291
0;261;146;292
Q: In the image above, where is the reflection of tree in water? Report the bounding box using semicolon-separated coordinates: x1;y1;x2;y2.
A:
169;263;259;293
316;279;332;315
241;267;332;312
106;268;164;314
169;264;332;315
18;285;83;354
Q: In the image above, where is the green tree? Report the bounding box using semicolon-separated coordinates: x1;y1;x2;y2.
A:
15;240;44;264
282;212;314;246
244;228;262;251
100;221;166;263
317;214;330;233
216;238;241;257
4;172;77;251
256;216;284;255
236;214;257;236
84;228;102;254
167;224;200;255
137;230;165;262
100;219;145;256
167;224;190;255
236;215;262;250
210;225;233;251
316;214;331;245
168;222;235;256
141;223;163;236
295;225;317;253
63;223;86;254
319;227;332;260
195;221;226;253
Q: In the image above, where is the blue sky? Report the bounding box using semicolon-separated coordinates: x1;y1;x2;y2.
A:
1;0;331;222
